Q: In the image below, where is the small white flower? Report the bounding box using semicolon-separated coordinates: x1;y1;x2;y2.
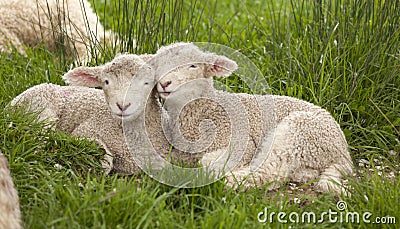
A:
334;39;338;46
221;197;226;203
293;197;301;204
54;163;63;169
113;188;117;192
389;150;397;156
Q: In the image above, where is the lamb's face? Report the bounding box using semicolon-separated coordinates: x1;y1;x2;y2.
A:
156;63;211;100
101;56;155;120
62;53;155;121
153;43;238;105
123;64;156;121
155;57;238;109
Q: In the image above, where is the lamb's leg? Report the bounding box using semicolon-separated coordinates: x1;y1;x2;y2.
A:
315;163;352;194
283;110;352;194
224;115;295;190
226;110;352;193
225;141;291;190
37;107;59;128
71;125;114;175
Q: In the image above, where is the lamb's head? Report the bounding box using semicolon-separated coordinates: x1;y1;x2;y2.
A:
153;43;238;103
63;53;156;120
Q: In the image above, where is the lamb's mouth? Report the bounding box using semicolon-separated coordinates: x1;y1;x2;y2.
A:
115;113;134;119
159;91;172;97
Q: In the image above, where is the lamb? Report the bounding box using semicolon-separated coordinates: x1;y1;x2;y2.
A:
151;42;353;193
10;83;131;174
62;53;201;183
0;0;111;61
9;54;156;174
0;153;22;229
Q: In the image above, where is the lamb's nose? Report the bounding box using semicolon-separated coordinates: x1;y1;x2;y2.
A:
117;102;131;112
160;81;172;90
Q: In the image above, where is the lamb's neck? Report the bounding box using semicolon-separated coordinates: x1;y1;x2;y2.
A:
146;95;163;118
167;88;221;120
123;113;166;170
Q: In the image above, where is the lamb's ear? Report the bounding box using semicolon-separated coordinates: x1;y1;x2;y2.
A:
205;54;238;78
62;66;103;87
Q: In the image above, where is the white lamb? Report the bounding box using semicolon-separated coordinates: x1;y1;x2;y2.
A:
0;0;110;61
11;83;129;174
0;153;21;229
151;42;353;193
10;54;158;175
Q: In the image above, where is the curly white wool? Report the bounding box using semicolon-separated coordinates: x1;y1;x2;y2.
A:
0;0;110;61
0;154;21;229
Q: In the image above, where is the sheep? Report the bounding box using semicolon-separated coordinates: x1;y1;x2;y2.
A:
151;42;353;193
0;0;110;61
10;83;134;174
0;153;22;229
10;54;154;174
61;53;201;179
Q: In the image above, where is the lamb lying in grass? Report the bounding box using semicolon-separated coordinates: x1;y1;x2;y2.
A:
152;42;353;193
0;154;21;229
0;0;110;61
10;54;158;175
10;83;130;174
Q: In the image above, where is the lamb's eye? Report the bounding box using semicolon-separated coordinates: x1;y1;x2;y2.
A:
104;80;109;85
189;64;198;69
144;82;149;85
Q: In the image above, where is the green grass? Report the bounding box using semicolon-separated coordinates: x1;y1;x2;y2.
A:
1;0;399;228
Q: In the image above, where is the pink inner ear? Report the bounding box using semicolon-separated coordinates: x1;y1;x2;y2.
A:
77;73;96;81
211;64;223;73
71;72;101;86
213;59;229;72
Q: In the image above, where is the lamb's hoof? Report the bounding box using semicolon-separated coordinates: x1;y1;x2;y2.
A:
101;153;114;175
315;179;350;196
